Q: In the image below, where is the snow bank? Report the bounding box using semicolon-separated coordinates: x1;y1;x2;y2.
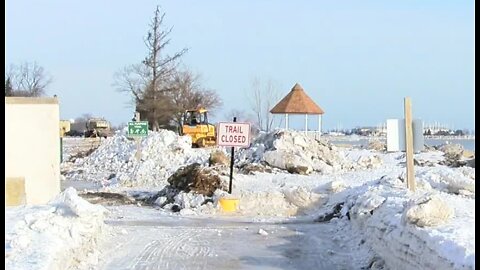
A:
236;130;381;174
337;176;475;270
5;188;108;270
417;167;475;196
65;130;211;187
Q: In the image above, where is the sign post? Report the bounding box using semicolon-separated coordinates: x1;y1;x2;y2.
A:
127;112;148;161
228;118;237;194
217;119;251;194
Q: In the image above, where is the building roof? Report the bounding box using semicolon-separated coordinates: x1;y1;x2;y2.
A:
270;83;324;114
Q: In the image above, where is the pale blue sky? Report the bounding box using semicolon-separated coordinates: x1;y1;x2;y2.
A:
5;1;475;130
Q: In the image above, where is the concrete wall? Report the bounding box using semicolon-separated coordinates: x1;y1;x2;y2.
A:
5;97;60;205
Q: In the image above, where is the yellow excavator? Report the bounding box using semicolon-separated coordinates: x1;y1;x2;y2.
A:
182;108;216;147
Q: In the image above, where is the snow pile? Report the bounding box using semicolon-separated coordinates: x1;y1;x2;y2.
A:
414;150;446;166
51;187;109;217
149;188;218;215
334;176;475;270
235;190;299;216
65;130;211;187
402;193;454;227
233;186;325;217
282;186;325;210
5;188;108;270
237;130;379;174
173;192;207;209
439;143;465;160
366;140;386;152
417;167;475;196
434;143;476;168
355;155;383;169
324;180;347;193
151;185;327;217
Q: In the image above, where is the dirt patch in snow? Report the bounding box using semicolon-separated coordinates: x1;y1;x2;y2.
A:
167;163;223;196
79;192;136;206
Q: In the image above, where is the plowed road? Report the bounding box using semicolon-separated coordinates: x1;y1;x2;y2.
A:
94;206;374;270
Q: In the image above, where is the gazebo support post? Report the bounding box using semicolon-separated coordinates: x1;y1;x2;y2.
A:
305;114;308;134
318;115;322;137
285;113;289;130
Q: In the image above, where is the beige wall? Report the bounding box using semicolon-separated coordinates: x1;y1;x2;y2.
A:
5;97;60;205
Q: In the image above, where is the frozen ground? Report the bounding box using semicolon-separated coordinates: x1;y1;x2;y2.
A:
95;206;377;270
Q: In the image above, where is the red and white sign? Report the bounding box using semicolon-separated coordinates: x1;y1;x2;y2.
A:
217;122;251;147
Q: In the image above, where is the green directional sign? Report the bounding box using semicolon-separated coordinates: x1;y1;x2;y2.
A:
128;121;148;137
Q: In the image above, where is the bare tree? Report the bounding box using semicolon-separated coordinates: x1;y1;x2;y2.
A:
248;77;281;132
5;77;13;96
224;109;261;136
114;6;187;131
224;109;248;122
5;62;52;97
169;69;222;132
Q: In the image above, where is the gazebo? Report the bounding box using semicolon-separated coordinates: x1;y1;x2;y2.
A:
270;83;325;134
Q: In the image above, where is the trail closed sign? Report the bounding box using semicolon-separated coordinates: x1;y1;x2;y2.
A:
217;122;251;148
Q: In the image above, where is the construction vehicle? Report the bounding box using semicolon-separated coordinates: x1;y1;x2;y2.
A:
182;108;216;147
84;118;114;138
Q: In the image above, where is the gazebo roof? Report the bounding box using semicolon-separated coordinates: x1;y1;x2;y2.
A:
270;83;324;115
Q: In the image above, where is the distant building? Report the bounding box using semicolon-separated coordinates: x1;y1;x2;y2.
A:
351;127;380;136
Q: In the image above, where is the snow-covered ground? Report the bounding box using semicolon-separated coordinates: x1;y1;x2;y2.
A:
6;129;475;269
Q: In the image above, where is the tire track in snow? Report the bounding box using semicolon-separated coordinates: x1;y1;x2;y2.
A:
156;229;215;270
155;230;191;269
128;240;159;269
127;229;209;270
98;208;376;270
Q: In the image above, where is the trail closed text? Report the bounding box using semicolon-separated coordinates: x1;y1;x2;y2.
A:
217;122;251;148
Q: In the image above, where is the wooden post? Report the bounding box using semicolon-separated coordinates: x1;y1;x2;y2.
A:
404;97;416;192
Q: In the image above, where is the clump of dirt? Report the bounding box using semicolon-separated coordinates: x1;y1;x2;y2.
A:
167;163;222;196
286;165;310;175
240;163;273;174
